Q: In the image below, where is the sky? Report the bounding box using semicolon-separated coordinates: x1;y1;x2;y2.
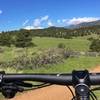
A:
0;0;100;31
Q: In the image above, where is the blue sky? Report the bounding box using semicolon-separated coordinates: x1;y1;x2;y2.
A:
0;0;100;31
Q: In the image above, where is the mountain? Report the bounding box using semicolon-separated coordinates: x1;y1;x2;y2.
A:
68;20;100;29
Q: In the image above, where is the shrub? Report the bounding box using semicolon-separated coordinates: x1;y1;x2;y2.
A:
89;39;100;52
14;30;35;48
58;43;65;48
0;34;12;47
0;48;71;70
87;37;94;41
0;48;64;70
0;47;4;53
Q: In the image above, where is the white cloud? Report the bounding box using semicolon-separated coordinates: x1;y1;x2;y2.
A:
23;15;53;29
0;10;3;14
62;19;67;23
23;15;48;30
33;19;41;27
33;15;49;27
67;17;100;25
23;19;29;26
41;15;49;21
47;21;53;26
33;15;49;28
24;26;34;30
24;26;43;30
23;16;100;29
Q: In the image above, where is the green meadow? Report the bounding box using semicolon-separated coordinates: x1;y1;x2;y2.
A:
0;36;100;73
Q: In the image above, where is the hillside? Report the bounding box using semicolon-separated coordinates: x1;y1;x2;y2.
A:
68;20;100;29
29;25;100;37
2;24;100;42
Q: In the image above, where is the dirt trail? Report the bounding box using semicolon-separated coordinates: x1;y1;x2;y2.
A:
10;66;100;100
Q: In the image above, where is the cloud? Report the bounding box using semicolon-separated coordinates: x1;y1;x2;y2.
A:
23;15;52;29
33;19;41;27
47;21;53;26
23;16;100;30
62;19;68;23
0;10;3;14
23;19;29;26
41;15;49;21
23;18;43;30
24;26;34;30
33;15;49;28
67;17;100;25
24;16;46;30
24;26;43;30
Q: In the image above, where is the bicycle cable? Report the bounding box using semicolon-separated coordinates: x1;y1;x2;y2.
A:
90;90;97;100
23;83;52;91
66;86;75;100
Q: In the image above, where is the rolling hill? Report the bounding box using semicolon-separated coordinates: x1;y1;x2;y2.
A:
68;20;100;29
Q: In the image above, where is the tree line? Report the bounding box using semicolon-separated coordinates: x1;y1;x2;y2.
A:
0;29;34;48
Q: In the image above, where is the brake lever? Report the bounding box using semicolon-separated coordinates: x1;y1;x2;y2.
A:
1;82;24;99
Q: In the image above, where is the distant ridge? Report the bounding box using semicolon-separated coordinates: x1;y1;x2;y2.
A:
67;20;100;29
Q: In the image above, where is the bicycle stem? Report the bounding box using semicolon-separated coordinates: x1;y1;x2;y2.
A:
72;70;90;100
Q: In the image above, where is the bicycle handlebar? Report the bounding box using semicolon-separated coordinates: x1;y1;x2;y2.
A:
3;73;72;85
2;73;100;85
0;70;100;100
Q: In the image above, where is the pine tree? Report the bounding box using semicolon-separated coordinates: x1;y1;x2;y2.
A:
90;39;100;52
0;33;12;47
15;30;34;48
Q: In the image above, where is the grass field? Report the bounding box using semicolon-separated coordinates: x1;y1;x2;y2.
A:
1;56;100;73
21;56;100;73
33;37;91;51
0;37;91;62
0;36;99;72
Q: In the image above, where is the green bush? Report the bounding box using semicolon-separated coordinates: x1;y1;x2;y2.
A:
58;43;66;48
14;30;34;48
87;37;94;41
0;33;12;47
89;39;100;52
